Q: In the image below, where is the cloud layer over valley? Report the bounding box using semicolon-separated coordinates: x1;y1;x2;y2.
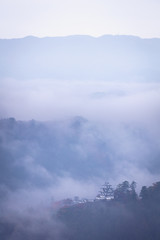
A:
0;78;160;194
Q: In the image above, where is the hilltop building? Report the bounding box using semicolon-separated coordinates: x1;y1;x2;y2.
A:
95;182;114;200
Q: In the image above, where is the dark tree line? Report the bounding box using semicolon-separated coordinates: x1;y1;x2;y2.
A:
113;180;137;202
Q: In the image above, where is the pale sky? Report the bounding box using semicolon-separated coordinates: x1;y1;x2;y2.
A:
0;0;160;39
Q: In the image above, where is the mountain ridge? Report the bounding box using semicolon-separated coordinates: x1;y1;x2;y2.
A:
1;34;160;40
0;34;160;80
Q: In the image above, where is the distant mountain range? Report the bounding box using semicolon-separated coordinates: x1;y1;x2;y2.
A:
0;35;160;80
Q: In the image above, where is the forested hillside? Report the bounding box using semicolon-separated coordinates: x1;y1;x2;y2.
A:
0;117;159;192
58;181;160;240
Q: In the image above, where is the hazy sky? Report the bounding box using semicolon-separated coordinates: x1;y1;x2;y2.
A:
0;0;160;39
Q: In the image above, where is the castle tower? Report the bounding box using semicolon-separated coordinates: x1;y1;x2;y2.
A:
96;182;114;200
